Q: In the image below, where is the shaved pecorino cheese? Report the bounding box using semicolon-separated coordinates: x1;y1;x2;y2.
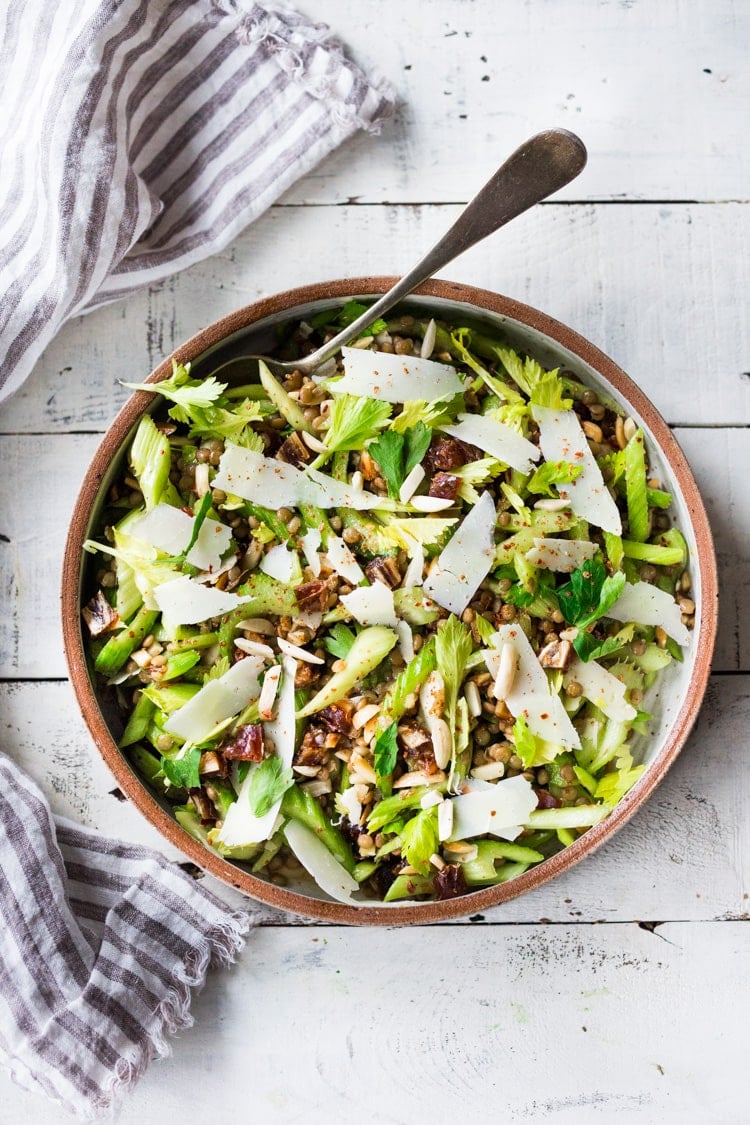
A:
526;537;598;572
441;413;540;474
447;776;539;842
165;654;264;743
154;575;252;625
129;502;231;572
606;581;691;646
341;583;398;627
325;534;365;584
334;347;465;403
422;491;496;615
533;407;622;534
564;656;637;722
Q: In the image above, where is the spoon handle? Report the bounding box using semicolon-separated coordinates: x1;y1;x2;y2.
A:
296;128;587;374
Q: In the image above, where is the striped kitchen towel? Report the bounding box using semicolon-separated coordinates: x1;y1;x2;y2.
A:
0;752;254;1118
0;0;394;405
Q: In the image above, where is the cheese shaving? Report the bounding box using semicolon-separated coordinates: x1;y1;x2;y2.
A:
422;490;496;615
565;656;637;722
340;583;398;627
533;406;622;534
606;580;691;646
448;776;538;842
154;575;251;625
129;502;231;573
260;543;295;583
335;346;465;403
165;655;264;743
525;537;598;572
441;413;540;474
325;534;365;584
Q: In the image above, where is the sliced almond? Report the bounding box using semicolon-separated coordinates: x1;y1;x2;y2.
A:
437;799;454;841
399;463;426;503
392;769;446;789
277;636;324;664
410;495;455;512
492;641;518;701
470;762;506;781
257;663;281;719
234;637;275;659
464;680;482;718
236;617;275;635
353;703;380;730
431;719;452;770
420;790;444;809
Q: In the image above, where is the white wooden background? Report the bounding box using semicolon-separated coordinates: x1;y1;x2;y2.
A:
1;1;748;1121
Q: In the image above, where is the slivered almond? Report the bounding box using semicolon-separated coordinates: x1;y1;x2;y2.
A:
470;762;506;781
444;841;478;862
399;463;426;503
420;790;444;809
492;641;518;701
293;765;320;777
464;680;482;718
410;495;454;512
237;618;275;635
431;720;452;770
301;430;328;453
420;318;437;360
533;498;570;511
195;461;210;498
277;637;324;664
353;703;380;730
351;758;377;785
437;800;454;841
392;769;446;789
234;637;274;659
257;663;281;719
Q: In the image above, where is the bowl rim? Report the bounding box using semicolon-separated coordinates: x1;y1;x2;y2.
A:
61;276;718;925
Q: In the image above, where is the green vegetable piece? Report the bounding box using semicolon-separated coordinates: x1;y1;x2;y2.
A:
336;509;398;558
119;693;156;748
392;587;440;625
603;530;624;572
123;360;226;419
94;606;159;676
512;715;539;768
296;626;398;718
353;860;378;883
161;746;201;790
379;637;437;729
557;556;626;630
217;572;298;654
366;788;433;833
373;722;399;788
257;359;314;434
175;803;212;845
383;873;435;902
646;487;673;509
498;346;572;409
461;840;542;886
324;393;392;454
242;502;292;543
323;623;358;659
621;540;684;566
129;414;175;510
129;744;180;799
369;423;432;499
572;623;635;663
524;805;609;830
204;778;237;820
280;784;355;873
624;429;649;543
400;808;439;875
160;649;201;681
247;756;294;818
142;681;200;713
435;616;473;783
526;459;583;496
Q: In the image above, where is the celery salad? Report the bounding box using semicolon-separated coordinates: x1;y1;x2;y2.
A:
83;305;694;905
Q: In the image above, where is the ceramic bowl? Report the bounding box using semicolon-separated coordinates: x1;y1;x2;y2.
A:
61;278;718;924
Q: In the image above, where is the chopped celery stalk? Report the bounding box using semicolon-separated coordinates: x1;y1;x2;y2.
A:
624;429;649;543
299;503;332;547
296;626;398;718
557;828;577;846
128;744;178;798
94;607;159;675
207;826;262;861
336;509;397;558
525;805;609;830
258;359;315;433
242;502;291;542
461;843;533;885
627;643;672;673
205;778;237;820
170;632;219;650
392;587;440;625
129;414;175;510
142;681;201;713
621;540;684;566
379;637;436;726
251;830;286;873
603;530;624;572
119;693;156;748
175;804;212;846
654;527;687;568
646;487;672;509
280;784;355;873
353;860;378;883
161;649;201;681
114;559;142;623
384;873;435;902
217;572;298;653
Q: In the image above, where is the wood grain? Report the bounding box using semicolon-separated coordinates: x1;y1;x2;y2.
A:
5;921;748;1124
2;203;747;435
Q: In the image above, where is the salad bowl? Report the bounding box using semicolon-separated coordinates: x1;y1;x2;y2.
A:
62;278;718;924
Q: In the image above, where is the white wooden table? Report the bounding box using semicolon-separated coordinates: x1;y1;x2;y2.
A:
1;2;748;1121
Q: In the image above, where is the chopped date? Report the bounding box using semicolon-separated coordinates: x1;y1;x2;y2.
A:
188;787;217;824
398;723;438;774
294;661;322;689
428;472;460;501
277;431;310;468
426;437;466;472
295;725;331;767
221;723;264;762
535;788;562;809
82;590;119;637
434;863;469;900
295;580;328;612
318;700;354;734
364;555;402;589
198;750;228;777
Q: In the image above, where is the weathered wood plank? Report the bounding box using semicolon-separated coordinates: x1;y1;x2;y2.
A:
1;674;746;925
3;203;748;434
2;920;748;1123
286;0;750;204
0;426;742;678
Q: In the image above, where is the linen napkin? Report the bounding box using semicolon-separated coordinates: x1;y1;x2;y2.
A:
0;0;394;1114
0;0;395;405
0;753;254;1119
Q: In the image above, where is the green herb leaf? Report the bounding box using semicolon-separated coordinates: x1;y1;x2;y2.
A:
392;395;463;432
379;637;437;727
247;756;294;818
323;623;358;660
325;394;392;453
403;422;432;475
451;457;504;504
123;360;226;423
373;722;399;783
497;347;572;410
557;556;626;630
435;616;474;783
572;623;635;663
401;808;439;875
187;400;264;446
512;715;539;768
161;746;201;790
368;429;404;498
526;459;583;497
366;789;431;833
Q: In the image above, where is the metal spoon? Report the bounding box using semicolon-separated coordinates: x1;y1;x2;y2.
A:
248;128;586;376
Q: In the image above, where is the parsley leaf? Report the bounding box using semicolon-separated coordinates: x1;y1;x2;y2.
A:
323;623;358;660
400;808;439;875
557;556;626;630
512;715;538;769
247;757;294;818
369;423;432;499
324;394;392;453
161;746;201;790
373;722;399;783
526;459;583;497
572;623;635;663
